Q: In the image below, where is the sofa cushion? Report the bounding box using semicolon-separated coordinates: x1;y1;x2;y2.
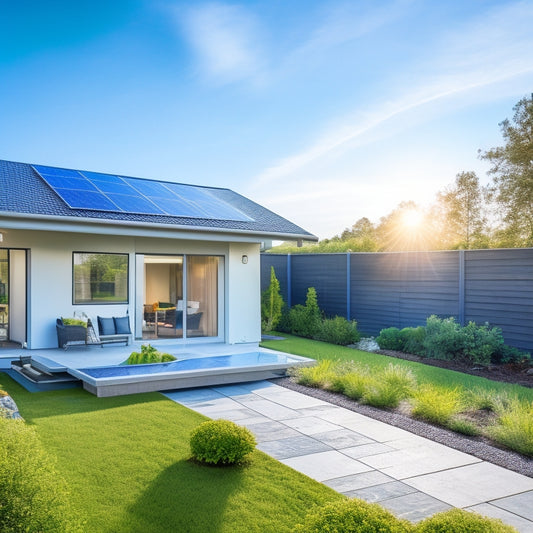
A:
97;316;116;336
113;316;131;335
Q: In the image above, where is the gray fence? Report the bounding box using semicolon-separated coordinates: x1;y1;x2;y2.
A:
261;249;533;351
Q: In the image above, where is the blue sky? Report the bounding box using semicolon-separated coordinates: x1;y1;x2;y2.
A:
2;1;533;239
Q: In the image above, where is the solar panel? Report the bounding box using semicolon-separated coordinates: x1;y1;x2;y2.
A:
33;164;253;221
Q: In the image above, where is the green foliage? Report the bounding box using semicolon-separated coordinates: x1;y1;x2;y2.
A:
488;399;533;457
291;498;411;533
415;508;518;532
376;327;405;351
481;95;533;247
0;417;84;532
423;316;463;360
61;317;87;327
286;287;323;339
342;372;373;401
125;344;176;365
291;360;336;389
362;364;416;409
446;417;481;436
402;326;426;356
315;316;361;345
189;419;256;465
412;385;463;425
261;266;284;332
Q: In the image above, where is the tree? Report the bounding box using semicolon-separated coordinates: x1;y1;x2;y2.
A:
261;267;284;332
435;171;488;249
481;95;533;246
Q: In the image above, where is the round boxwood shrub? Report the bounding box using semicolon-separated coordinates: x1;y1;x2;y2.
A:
291;498;411;532
414;508;517;532
190;419;256;465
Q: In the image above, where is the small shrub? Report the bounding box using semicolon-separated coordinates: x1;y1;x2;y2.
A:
415;508;517;532
376;327;405;351
190;419;256;465
0;418;84;532
315;316;361;345
362;365;416;409
402;326;426;356
287;288;323;339
488;399;533;457
61;317;87;327
412;385;463;425
423;316;463;360
462;321;504;365
291;498;411;533
494;344;531;365
125;344;176;364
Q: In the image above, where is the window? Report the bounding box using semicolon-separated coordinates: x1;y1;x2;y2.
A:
73;253;128;304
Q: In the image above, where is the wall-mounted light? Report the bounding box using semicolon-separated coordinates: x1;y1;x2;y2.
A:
241;255;248;264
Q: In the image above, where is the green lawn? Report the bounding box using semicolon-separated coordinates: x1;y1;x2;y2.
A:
261;334;533;402
0;374;340;533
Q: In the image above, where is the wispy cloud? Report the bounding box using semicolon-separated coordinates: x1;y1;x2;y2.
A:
252;1;533;188
177;3;264;85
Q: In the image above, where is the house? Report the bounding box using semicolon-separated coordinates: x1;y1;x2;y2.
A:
0;160;316;349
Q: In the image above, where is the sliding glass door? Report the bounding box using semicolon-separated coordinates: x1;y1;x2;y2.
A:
141;254;222;340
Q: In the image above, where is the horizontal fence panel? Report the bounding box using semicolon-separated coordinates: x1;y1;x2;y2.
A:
261;248;533;350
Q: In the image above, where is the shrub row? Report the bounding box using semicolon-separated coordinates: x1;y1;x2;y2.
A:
0;417;84;532
292;498;517;532
290;360;533;457
279;287;361;345
377;316;530;365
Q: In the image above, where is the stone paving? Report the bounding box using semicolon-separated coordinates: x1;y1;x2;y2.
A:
165;380;533;532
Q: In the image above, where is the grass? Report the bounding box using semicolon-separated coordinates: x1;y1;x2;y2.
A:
262;333;533;456
0;374;340;533
261;334;533;402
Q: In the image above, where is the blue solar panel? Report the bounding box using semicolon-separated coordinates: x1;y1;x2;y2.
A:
33;164;254;221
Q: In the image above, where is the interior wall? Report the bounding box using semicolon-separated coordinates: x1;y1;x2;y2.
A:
9;249;26;344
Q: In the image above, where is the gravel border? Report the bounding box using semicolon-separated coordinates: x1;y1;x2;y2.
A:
271;377;533;478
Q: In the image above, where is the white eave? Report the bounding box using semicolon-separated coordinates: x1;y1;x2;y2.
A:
0;211;318;244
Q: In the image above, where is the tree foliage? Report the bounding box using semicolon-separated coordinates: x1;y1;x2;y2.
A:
481;95;533;246
261;266;284;332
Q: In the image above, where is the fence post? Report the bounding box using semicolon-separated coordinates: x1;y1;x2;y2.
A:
287;254;292;309
346;253;351;320
458;250;465;326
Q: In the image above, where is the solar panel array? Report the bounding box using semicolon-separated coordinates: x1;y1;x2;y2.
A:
32;164;253;222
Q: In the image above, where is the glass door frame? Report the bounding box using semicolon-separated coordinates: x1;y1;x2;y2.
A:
135;253;225;343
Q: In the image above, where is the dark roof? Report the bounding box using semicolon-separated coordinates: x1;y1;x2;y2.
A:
0;160;316;240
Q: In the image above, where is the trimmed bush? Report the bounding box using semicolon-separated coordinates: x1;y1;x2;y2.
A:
0;417;84;532
415;508;517;532
423;316;463;360
125;343;176;364
190;419;256;465
377;327;405;351
315;316;361;345
291;498;411;532
402;326;426;356
412;385;463;425
286;287;323;339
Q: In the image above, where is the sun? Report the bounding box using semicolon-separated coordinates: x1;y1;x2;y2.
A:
400;208;425;229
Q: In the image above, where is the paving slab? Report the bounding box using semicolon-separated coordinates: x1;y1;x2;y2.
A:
379;492;451;523
341;442;396;459
490;490;533;521
282;415;343;435
239;398;300;420
324;470;395;493
311;428;374;449
257;435;333;459
359;442;480;479
347;480;419;502
467;503;533;533
245;420;300;442
281;450;373;482
403;462;533;508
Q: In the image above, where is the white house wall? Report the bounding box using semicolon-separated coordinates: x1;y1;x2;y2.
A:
2;229;261;349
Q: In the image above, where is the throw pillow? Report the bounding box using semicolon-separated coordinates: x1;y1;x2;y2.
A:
113;316;131;335
97;316;116;336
